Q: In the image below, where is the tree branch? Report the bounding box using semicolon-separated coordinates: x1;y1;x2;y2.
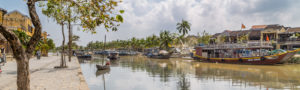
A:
26;0;42;59
0;26;26;60
34;0;48;2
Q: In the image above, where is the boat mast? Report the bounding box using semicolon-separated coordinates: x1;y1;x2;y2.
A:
102;34;106;65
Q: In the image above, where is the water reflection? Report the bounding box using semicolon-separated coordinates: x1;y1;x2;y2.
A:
194;63;300;89
79;56;300;90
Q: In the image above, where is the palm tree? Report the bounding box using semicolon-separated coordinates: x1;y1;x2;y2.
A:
159;30;173;50
176;19;191;36
131;37;137;50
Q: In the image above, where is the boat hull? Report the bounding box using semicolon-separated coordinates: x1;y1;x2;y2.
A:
194;52;295;65
107;56;119;60
96;65;110;70
77;55;92;59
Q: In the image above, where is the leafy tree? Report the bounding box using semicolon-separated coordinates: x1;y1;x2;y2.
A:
176;19;191;37
12;30;31;47
197;30;211;45
47;39;56;50
159;30;173;50
43;0;124;66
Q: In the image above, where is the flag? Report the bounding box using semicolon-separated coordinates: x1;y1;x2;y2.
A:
266;35;269;41
241;24;246;29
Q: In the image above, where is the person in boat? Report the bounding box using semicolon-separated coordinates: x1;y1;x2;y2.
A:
105;61;110;66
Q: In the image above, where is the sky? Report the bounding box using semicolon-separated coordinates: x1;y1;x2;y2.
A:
1;0;300;46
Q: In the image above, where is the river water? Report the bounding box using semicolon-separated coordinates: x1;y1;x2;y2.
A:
79;56;300;90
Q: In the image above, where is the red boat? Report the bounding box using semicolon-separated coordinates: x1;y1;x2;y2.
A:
194;43;300;65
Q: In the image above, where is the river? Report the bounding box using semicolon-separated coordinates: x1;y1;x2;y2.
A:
79;56;300;90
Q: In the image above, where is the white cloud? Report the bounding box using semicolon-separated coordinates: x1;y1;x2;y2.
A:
34;0;300;46
2;0;300;46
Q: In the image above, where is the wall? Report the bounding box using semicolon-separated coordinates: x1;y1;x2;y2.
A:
3;11;34;36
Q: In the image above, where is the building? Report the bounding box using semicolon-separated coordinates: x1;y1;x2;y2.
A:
3;10;35;36
210;24;289;49
260;24;286;42
0;8;7;25
0;8;8;53
278;27;300;50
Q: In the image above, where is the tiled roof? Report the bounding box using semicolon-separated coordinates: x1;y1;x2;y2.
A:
228;30;250;36
6;10;29;18
286;27;300;33
265;24;284;30
251;25;267;29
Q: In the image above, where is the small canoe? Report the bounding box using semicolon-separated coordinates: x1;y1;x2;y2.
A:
96;64;110;70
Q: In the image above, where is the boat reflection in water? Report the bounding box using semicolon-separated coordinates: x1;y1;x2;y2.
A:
194;63;300;89
79;56;300;90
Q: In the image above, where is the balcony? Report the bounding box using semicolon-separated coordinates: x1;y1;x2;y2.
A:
201;41;273;50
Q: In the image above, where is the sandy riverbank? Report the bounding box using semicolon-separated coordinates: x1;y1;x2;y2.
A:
0;55;89;90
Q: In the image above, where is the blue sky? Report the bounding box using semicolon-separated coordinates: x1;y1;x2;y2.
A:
1;0;300;46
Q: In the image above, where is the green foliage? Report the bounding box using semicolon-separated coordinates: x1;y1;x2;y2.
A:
12;30;31;46
42;0;124;32
197;30;211;45
13;30;56;51
177;19;191;36
72;35;80;41
47;39;56;50
237;35;248;43
288;57;300;64
159;30;173;50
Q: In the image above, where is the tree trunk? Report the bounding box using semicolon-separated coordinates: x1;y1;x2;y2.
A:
0;0;42;90
0;26;30;90
68;20;72;62
16;58;30;90
61;23;66;67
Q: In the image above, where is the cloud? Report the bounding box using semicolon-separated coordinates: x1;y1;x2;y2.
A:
2;0;300;46
80;0;300;46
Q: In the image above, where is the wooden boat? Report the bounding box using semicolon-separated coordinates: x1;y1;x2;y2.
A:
77;54;92;59
96;64;110;70
107;51;119;60
147;50;172;59
194;43;300;65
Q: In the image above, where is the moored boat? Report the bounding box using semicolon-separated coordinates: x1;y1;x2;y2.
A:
96;64;110;70
77;54;92;59
107;51;119;60
194;42;300;65
147;50;171;59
